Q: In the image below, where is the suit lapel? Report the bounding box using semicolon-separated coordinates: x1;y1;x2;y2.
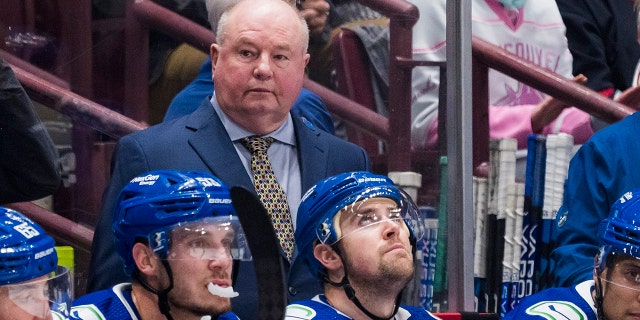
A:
293;116;329;193
185;107;328;194
185;101;255;192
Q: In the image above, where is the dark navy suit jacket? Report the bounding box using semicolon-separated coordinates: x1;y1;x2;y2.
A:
87;99;370;319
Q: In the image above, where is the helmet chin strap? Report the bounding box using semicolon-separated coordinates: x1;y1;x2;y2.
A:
322;246;401;320
594;274;605;320
134;260;175;320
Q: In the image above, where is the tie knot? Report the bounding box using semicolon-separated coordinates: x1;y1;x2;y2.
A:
241;136;274;154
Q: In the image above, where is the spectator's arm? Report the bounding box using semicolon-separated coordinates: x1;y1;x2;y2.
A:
530;74;587;133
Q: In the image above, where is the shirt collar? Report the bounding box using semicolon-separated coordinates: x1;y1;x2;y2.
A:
210;94;296;146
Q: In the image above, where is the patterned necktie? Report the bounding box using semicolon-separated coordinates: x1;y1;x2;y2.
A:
241;136;295;260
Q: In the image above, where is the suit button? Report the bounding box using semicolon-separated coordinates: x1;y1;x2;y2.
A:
288;286;298;295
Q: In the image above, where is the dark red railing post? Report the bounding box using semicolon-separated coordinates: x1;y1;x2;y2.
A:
124;0;150;122
358;0;419;172
472;59;490;170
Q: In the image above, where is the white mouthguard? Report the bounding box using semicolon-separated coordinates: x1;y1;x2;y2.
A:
207;282;239;298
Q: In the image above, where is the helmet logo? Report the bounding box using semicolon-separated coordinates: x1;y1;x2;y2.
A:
196;177;221;187
34;247;55;259
319;222;330;237
209;198;232;204
620;191;634;203
130;174;160;185
153;231;165;252
357;177;387;183
14;222;41;239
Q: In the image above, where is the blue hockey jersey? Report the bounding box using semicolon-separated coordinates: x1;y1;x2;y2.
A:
503;280;597;319
285;294;441;320
71;283;239;320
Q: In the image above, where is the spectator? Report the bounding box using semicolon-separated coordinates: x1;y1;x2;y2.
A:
86;0;370;319
146;0;211;125
286;171;440;319
409;0;594;151
72;170;248;320
306;0;383;90
0;55;61;204
505;190;640;320
555;0;640;99
93;0;210;125
163;0;336;135
0;206;73;320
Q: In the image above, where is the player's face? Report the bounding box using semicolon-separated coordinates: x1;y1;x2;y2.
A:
0;275;53;320
600;257;640;320
336;198;414;287
166;223;235;317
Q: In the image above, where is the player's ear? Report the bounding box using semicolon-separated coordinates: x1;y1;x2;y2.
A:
133;242;161;278
313;243;341;271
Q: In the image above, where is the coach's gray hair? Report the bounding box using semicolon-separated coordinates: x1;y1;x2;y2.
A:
215;0;309;53
207;0;302;41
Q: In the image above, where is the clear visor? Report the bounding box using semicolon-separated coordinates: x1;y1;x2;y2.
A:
4;266;72;320
318;193;424;245
597;247;640;293
162;216;252;262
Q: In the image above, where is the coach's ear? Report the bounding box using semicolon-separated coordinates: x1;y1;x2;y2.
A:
210;43;220;76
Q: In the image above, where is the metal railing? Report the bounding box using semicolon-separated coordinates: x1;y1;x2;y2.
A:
5;202;93;253
471;37;634;123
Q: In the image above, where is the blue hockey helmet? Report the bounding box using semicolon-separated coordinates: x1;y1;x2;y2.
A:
0;207;57;286
0;208;73;319
296;171;424;278
596;190;640;273
113;170;251;275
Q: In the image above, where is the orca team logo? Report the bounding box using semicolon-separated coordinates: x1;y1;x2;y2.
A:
71;304;107;320
526;301;587;320
285;304;316;319
556;208;568;228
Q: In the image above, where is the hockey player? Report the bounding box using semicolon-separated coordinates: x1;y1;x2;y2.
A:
504;189;640;320
71;170;251;320
0;206;73;320
285;171;441;319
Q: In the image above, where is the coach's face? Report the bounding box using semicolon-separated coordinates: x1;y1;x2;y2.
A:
211;0;310;135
